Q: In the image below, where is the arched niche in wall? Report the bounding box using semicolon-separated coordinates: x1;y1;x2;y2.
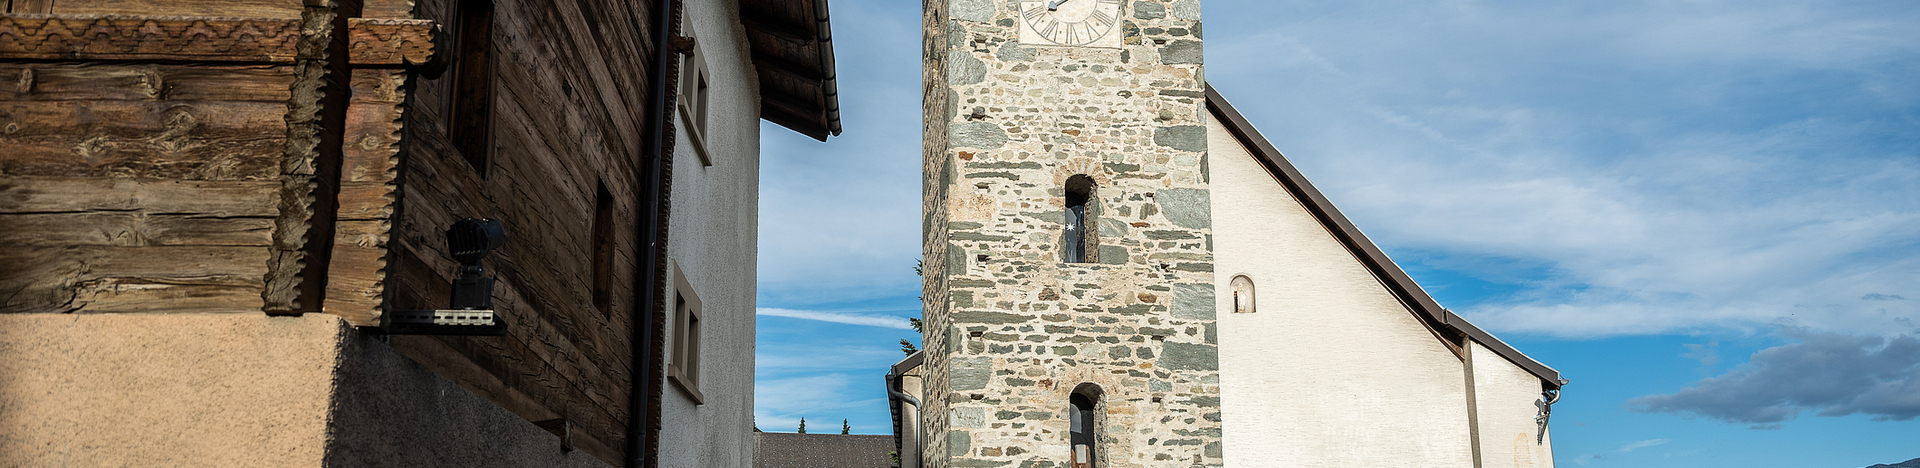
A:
1230;274;1255;314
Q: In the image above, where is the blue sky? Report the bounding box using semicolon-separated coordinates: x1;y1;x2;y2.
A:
753;1;1920;466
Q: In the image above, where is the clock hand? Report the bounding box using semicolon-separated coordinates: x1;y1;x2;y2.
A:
1048;0;1069;11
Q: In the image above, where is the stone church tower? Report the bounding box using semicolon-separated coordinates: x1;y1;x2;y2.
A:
919;0;1220;466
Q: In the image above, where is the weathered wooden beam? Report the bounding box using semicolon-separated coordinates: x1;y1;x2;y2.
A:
760;87;822;120
750;49;825;83
738;11;813;46
0;15;303;63
345;18;439;67
0;15;437;67
0;245;268;313
760;100;829;142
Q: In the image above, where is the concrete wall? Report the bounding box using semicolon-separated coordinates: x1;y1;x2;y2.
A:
1207;118;1477;468
1469;341;1556;468
0;314;609;468
655;0;762;466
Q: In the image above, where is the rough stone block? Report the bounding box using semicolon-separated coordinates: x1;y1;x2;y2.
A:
950;430;972;457
1153;125;1208;152
1155;188;1212;228
1159;39;1203;64
951;0;996;22
948;50;987;85
1159;342;1218;370
951;120;1008;149
956;310;1034;324
953;407;986;428
1133;1;1165;19
1172;283;1215;320
952;357;994;391
1170;0;1201;20
995;41;1032;62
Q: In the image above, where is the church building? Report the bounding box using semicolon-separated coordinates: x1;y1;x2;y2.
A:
894;1;1565;467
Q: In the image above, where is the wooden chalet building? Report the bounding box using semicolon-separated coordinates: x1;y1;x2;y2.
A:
0;0;839;466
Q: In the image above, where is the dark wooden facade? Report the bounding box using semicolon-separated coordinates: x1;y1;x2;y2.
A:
385;0;661;462
0;0;839;466
0;0;654;464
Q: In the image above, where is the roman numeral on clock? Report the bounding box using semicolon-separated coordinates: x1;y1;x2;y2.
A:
1024;6;1046;20
1063;23;1078;44
1090;10;1114;27
1039;20;1059;39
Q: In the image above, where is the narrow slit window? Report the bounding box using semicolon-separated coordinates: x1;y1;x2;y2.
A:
678;18;714;166
450;0;495;175
669;268;705;404
1069;386;1100;468
591;182;615;315
1063;175;1098;263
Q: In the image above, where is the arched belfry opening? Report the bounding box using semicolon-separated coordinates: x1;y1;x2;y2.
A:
1063;175;1099;263
1069;383;1103;468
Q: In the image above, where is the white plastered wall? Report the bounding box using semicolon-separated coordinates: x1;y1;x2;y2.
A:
657;0;761;466
1469;341;1556;468
1207;117;1476;467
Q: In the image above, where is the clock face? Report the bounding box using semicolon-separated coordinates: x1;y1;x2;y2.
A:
1018;0;1124;48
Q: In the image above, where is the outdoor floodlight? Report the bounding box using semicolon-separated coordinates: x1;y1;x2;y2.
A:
386;218;509;335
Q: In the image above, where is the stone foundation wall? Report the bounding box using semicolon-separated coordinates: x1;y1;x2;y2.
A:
924;1;1220;467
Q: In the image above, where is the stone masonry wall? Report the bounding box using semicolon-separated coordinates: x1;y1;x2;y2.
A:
924;1;1220;467
922;0;957;467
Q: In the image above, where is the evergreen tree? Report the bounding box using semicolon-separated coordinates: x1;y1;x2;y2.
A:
798;417;807;434
842;419;850;434
900;265;927;355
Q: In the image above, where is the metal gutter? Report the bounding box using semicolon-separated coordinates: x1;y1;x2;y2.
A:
886;351;924;467
1204;84;1564;389
811;0;841;137
629;0;680;466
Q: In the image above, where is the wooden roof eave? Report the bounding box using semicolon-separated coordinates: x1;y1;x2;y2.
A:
737;0;842;141
1204;84;1566;389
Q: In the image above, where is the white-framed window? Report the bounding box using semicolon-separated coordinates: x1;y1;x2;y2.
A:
668;266;704;404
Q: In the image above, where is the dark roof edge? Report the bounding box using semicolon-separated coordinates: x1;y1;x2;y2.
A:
886;350;923;462
811;0;842;137
890;350;925;377
1203;84;1564;388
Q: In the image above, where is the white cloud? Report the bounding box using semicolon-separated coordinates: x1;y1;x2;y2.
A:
1205;0;1920;338
1618;438;1671;452
757;308;915;329
1573;437;1675;464
757;342;905;371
